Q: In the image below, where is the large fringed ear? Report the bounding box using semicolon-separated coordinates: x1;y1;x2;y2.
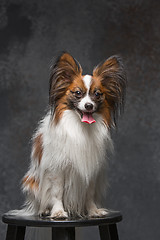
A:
49;52;82;107
93;55;127;125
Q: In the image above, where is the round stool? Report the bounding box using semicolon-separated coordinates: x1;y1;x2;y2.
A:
2;210;122;240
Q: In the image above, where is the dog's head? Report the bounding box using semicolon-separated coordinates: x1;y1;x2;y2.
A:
49;52;126;127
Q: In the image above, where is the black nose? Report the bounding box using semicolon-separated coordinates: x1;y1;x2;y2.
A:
85;103;93;111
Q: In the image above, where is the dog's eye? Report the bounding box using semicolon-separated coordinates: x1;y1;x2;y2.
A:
95;91;102;99
75;91;82;98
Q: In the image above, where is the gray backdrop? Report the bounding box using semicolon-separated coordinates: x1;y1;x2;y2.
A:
0;0;160;239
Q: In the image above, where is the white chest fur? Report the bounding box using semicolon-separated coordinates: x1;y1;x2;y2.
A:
38;110;113;215
41;110;112;183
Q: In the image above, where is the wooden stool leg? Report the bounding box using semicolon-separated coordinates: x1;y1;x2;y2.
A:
99;224;119;240
6;225;16;240
108;224;119;240
52;227;75;240
67;227;75;240
99;225;111;240
6;225;26;240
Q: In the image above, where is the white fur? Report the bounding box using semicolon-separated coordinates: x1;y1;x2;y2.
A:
20;109;113;218
78;95;96;112
78;75;96;112
82;74;92;91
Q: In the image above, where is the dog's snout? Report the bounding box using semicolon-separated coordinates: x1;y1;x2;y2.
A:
85;103;93;111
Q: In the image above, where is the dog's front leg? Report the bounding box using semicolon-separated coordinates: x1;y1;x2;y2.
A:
86;180;108;218
50;173;68;219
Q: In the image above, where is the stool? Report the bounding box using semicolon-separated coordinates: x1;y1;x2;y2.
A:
2;210;122;240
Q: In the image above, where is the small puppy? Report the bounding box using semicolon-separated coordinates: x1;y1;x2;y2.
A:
20;52;126;219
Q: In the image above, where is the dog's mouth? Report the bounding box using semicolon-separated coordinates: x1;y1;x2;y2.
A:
76;109;96;124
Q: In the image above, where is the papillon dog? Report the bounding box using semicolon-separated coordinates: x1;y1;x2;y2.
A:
18;52;126;219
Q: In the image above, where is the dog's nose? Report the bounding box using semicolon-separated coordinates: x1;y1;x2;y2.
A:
85;103;93;111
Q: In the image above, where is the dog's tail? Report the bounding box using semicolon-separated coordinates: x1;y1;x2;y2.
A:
7;208;33;216
5;208;52;240
6;203;35;216
6;197;38;216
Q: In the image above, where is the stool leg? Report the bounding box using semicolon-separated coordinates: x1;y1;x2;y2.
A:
99;224;119;240
52;227;75;240
108;224;119;240
6;225;26;240
99;225;111;240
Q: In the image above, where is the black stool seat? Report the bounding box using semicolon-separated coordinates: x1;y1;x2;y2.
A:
2;211;122;240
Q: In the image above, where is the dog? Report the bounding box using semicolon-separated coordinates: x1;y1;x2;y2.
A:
17;52;126;219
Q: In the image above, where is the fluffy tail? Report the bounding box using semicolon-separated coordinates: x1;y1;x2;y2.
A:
6;207;34;216
6;208;52;240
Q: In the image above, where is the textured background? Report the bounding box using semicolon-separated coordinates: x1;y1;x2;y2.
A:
0;0;160;239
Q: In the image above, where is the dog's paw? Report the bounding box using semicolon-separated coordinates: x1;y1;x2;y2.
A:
88;208;109;218
50;209;68;219
40;209;51;217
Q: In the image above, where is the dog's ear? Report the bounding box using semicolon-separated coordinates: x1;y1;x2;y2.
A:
93;55;127;123
49;52;82;106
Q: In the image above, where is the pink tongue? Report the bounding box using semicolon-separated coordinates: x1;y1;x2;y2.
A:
81;112;96;124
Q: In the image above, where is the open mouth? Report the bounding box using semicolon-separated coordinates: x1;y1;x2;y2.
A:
77;109;96;124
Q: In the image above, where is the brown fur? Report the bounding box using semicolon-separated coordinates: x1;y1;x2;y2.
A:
54;96;68;124
89;78;112;126
93;55;126;125
33;134;43;164
54;75;88;123
22;175;39;190
50;53;83;124
68;75;87;93
49;52;82;108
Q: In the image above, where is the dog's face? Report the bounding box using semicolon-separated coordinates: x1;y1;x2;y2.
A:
49;52;126;126
66;74;106;124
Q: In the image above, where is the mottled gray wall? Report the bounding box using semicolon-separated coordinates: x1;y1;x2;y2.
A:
0;0;160;239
